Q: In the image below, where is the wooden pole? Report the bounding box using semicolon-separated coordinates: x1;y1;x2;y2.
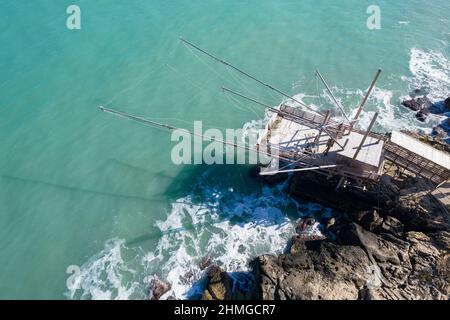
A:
352;112;378;161
260;164;340;176
180;37;322;115
99;106;299;165
349;69;382;132
316;70;351;123
314;110;331;147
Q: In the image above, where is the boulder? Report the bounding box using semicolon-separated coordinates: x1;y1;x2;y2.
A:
350;210;383;232
402;96;432;112
380;216;404;236
202;266;232;300
199;256;212;271
253;243;372;300
295;217;316;234
149;276;171;300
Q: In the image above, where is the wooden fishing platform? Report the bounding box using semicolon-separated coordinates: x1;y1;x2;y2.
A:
99;38;450;208
258;105;385;181
258;103;450;188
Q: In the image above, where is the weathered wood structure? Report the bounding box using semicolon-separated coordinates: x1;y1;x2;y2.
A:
99;37;450;209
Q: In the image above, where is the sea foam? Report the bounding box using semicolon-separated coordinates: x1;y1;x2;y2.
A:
69;170;329;300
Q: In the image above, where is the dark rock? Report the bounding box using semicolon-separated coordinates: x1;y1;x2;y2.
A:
252;163;450;300
295;217;316;234
253;243;372;300
402;96;432;112
149;276;171;300
432;125;448;140
445;97;450;111
358;210;383;231
290;234;326;255
200;256;212;271
380;216;404;236
415;110;429;122
180;270;195;285
202;266;232;300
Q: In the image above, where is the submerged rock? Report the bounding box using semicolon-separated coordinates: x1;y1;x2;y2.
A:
149;276;171;300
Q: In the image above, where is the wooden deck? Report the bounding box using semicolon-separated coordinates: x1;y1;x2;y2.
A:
258;111;384;179
386;131;450;185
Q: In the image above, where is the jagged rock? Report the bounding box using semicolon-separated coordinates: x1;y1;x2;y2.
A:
200;256;212;271
358;210;383;231
392;191;450;232
335;223;448;299
253;243;372;300
180;270;195;285
253;164;450;300
432;125;448;140
415;109;429;122
202;266;232;300
149;276;171;300
445;97;450;111
402;96;432;112
380;216;404;236
295;217;316;234
290;234;326;255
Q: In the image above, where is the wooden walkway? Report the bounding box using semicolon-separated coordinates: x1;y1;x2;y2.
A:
385;131;450;185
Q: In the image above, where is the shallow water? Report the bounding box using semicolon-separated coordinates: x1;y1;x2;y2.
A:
0;0;449;299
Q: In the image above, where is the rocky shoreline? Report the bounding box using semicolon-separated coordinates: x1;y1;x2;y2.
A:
148;131;450;301
199;158;450;300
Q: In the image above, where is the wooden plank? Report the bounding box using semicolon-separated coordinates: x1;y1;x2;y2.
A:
390;131;450;169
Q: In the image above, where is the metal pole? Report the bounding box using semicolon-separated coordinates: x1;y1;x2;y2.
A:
316;69;351;123
260;164;341;176
180;37;321;115
352;112;378;161
349;69;382;132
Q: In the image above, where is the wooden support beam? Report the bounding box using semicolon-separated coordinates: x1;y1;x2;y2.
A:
316;70;351;123
314;110;331;147
349;69;382;133
260;164;340;176
352;112;378;161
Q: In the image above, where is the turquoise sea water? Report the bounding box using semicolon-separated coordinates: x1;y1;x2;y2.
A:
0;0;449;299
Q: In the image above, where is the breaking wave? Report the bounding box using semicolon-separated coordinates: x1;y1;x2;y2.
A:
406;48;450;101
67;170;330;300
